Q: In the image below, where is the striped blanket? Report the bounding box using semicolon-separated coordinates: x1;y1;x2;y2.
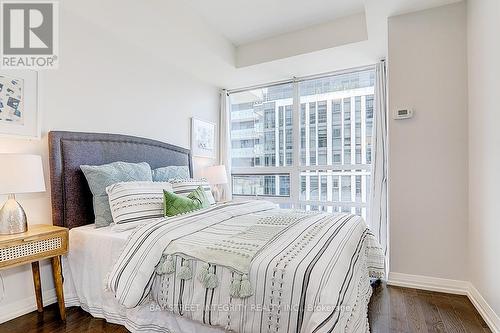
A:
107;200;384;332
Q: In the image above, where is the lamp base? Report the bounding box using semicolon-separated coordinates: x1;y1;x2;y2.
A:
212;185;224;203
0;194;28;235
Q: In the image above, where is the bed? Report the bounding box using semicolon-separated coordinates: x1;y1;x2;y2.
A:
48;130;384;333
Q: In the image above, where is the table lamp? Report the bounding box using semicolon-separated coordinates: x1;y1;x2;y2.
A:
0;154;45;235
204;165;228;202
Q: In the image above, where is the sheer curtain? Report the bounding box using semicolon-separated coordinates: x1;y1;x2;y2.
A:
218;89;232;201
370;61;388;272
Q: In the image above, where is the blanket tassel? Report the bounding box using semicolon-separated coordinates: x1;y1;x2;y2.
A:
164;255;176;274
177;260;192;280
229;274;242;298
156;255;175;275
203;266;218;289
197;263;210;283
239;274;253;298
155;256;166;275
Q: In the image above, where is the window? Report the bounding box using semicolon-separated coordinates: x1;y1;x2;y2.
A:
229;69;375;219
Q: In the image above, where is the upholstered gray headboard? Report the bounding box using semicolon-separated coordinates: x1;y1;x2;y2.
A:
48;131;192;229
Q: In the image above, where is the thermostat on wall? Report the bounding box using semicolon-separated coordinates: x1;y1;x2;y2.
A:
393;108;414;120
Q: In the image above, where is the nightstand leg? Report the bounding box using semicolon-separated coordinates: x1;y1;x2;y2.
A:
51;256;66;321
31;261;43;312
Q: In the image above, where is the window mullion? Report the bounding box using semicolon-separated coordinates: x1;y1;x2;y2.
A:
291;80;300;206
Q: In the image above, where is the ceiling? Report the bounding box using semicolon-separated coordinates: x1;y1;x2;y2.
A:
185;0;365;45
157;0;463;88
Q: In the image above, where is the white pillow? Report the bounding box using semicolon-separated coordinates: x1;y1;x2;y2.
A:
169;179;215;205
106;181;172;224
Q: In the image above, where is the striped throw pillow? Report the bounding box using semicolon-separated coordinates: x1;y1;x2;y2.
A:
106;181;173;224
169;179;215;205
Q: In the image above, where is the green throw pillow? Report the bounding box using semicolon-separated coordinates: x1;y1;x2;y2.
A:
164;186;210;217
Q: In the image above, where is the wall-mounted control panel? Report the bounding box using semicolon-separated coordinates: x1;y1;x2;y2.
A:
393;108;414;120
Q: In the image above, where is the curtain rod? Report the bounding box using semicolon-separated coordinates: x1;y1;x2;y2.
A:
226;63;378;95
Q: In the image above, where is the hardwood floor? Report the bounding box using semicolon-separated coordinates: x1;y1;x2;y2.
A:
369;281;491;333
0;282;491;333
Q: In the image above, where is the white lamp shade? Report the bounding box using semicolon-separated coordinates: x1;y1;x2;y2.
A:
204;165;228;185
0;154;46;194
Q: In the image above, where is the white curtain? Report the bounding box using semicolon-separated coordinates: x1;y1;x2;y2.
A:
370;61;388;270
218;89;232;201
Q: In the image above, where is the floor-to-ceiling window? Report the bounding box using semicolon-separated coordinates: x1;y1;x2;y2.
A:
229;68;375;219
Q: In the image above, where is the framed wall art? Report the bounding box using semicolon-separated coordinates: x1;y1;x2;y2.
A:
191;117;216;158
0;70;40;139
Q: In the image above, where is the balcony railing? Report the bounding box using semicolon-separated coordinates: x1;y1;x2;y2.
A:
231;109;258;121
230;128;260;140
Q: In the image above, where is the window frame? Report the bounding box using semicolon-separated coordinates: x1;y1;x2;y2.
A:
228;66;375;213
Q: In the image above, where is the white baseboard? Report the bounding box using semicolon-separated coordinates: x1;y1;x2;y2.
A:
468;284;500;333
388;272;469;294
0;288;57;324
388;272;500;333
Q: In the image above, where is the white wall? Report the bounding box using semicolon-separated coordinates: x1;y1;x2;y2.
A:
0;0;232;322
467;0;500;316
236;13;368;67
388;3;468;280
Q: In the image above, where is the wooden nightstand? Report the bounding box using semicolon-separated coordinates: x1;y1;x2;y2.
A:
0;225;68;320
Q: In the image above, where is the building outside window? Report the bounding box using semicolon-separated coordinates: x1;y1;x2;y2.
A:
229;69;375;219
